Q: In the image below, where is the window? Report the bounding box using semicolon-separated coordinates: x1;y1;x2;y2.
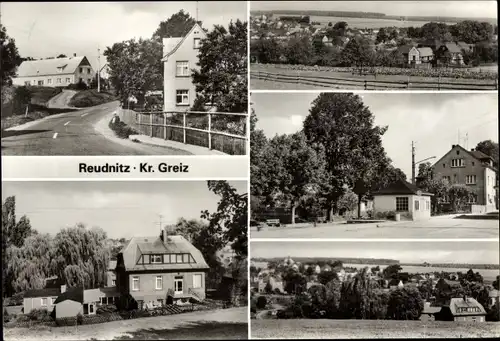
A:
79;78;83;83
155;275;163;290
176;61;189;76
112;279;116;286
100;297;107;305
38;80;44;86
415;200;419;211
472;162;475;166
47;79;52;84
176;90;189;105
132;276;140;291
456;150;460;155
144;254;150;264
151;254;162;263
176;254;183;263
24;81;30;86
41;298;47;306
396;197;409;212
57;67;63;73
193;274;202;288
48;297;53;305
193;37;201;49
443;163;446;168
468;195;477;204
451;159;464;167
57;78;62;84
89;304;94;314
66;78;71;83
442;176;451;182
426;201;430;210
174;276;183;293
32;80;36;85
163;254;170;263
80;67;83;73
182;254;189;263
87;69;91;74
466;175;477;184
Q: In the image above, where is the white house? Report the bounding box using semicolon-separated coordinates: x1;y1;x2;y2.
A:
13;55;94;87
372;179;433;221
161;23;207;112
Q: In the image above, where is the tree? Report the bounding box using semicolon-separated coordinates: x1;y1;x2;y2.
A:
318;270;339;285
417;162;433;182
337;188;358;216
264;281;273;294
251;38;281;64
56;54;67;58
448;184;476;212
201;181;248;257
451;20;494;44
283;269;307;294
419;178;450;214
256;295;267;309
475;140;499;169
383;264;403;280
376;28;389;44
285;34;314;65
303;93;388;220
0;24;21;87
340;37;375;68
192;20;247;113
152;10;198;41
493;275;499;290
386;288;424;320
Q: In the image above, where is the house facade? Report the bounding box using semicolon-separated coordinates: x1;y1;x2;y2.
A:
13;55;94;87
161;23;207;112
372;179;433;221
107;260;117;287
436;296;487;322
432;144;497;212
23;287;61;314
115;228;209;309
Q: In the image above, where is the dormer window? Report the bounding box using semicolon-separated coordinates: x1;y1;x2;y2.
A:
151;255;162;263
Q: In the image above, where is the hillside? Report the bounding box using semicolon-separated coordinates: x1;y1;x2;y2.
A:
252;257;400;265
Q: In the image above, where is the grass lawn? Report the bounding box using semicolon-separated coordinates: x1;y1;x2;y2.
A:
251;319;500;339
69;90;116;107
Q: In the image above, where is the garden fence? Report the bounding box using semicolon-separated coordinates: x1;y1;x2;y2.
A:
118;109;248;155
251;70;498;90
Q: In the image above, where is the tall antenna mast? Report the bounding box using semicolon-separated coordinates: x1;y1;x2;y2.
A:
196;1;199;22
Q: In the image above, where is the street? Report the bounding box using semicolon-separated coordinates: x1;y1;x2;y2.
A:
251;216;499;239
1;101;190;155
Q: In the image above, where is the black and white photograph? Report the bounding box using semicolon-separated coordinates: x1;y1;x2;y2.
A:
2;180;248;340
250;92;499;239
250;240;500;339
250;1;498;90
1;1;248;156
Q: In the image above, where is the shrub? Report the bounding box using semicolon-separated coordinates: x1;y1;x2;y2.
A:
66;80;88;91
256;296;267;309
96;304;117;314
108;116;139;139
115;294;138;311
76;312;83;325
28;308;49;321
274;288;282;295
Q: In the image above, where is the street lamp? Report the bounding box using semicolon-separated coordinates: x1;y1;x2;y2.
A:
413;156;436;184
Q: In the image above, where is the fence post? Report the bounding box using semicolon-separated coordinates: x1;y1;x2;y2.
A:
438;75;441;91
364;80;367;90
183;113;186;144
208;113;212;150
406;76;410;89
496;78;498;90
163;113;166;140
150;113;153;137
138;113;141;134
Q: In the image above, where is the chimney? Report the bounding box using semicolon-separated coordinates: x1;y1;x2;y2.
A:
162;226;168;243
73;53;76;57
61;284;66;293
452;144;456;148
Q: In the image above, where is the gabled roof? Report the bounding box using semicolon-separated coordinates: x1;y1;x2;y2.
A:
443;42;462;53
372;179;433;196
16;56;91;77
119;235;209;272
417;47;434;57
470;149;493;161
24;287;61;298
53;287;84;304
398;45;415;54
161;23;206;61
449;297;487;316
432;144;496;171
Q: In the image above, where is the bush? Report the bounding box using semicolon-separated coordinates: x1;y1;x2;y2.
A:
96;304;118;314
273;288;282;295
28;308;50;321
108;116;139;139
68;89;116;107
66;80;88;91
115;293;138;311
256;296;267;309
76;312;83;325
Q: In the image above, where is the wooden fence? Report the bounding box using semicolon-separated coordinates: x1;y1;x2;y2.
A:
251;70;498;90
118;109;248;155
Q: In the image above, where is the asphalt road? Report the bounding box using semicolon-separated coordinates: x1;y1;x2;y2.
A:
47;90;78;109
1;101;190;155
251;216;499;239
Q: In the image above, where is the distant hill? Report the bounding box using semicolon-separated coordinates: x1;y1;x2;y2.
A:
252;257;400;265
250;10;497;25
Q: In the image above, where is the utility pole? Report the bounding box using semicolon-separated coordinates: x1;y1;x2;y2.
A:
97;46;101;93
412;141;416;185
196;1;199;22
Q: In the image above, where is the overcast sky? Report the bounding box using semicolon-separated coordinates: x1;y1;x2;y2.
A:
251;1;497;19
252;92;498;180
0;1;247;70
251;241;500;264
2;181;247;239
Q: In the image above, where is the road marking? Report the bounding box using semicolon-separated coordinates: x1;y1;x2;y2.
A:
64;121;71;126
52;133;58;139
81;113;89;117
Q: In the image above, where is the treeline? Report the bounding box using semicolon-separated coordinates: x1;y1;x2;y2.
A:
401;263;500;270
253;257;399;265
251;10;495;24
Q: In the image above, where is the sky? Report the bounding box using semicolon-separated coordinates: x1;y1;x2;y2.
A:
250;1;497;19
1;181;247;239
0;1;247;71
251;92;498;180
251;241;500;264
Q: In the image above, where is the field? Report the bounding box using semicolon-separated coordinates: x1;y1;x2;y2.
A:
251;319;500;339
3;307;248;340
308;15;455;28
250;64;497;90
68;90;116;108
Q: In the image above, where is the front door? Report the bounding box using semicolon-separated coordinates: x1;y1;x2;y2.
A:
174;276;183;295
